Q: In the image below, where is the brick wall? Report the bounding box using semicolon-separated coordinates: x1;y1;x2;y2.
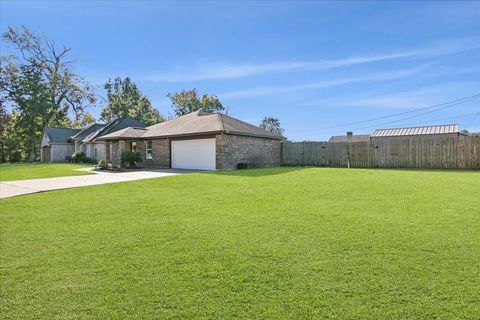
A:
106;135;281;169
144;139;170;168
109;141;121;167
216;134;282;169
107;139;170;168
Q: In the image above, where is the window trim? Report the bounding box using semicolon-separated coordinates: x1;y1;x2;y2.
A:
145;140;153;160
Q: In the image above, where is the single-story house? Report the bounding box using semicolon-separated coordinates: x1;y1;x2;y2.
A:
370;124;465;140
329;131;371;143
40;127;81;162
98;110;286;170
41;116;146;162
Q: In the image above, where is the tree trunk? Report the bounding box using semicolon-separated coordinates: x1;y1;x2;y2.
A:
0;140;4;163
27;131;36;162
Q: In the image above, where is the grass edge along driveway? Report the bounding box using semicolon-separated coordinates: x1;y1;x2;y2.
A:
0;163;93;181
1;167;479;319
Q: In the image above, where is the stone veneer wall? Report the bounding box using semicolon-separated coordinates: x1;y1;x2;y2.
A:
216;134;282;169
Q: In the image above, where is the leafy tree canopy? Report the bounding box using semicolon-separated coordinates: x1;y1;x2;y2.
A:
101;77;164;126
259;116;285;136
1;26;96;162
167;89;225;117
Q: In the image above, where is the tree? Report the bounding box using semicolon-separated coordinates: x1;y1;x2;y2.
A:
0;106;12;162
460;129;480;136
167;89;225;117
2;26;96;124
259;116;285;136
2;64;51;161
101;77;164;125
70;112;96;129
1;26;96;161
0;112;25;162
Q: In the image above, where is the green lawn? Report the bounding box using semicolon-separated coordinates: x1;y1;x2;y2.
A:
1;168;479;319
0;163;93;181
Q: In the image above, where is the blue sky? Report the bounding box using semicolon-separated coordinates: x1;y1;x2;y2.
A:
1;1;479;140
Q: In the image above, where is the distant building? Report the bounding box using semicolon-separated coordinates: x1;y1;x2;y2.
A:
328;124;465;143
370;124;465;140
328;131;371;143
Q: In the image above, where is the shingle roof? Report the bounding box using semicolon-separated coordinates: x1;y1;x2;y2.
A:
142;111;285;139
329;135;371;143
44;127;81;144
71;123;106;141
99;111;285;140
97;127;148;140
85;117;147;142
371;124;460;138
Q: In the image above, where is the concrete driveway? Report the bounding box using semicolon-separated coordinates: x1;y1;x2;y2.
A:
0;169;190;199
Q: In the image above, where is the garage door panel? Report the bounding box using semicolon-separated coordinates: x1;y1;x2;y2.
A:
171;138;216;170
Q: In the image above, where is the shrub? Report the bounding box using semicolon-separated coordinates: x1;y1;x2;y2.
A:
121;151;142;168
97;159;107;169
71;151;93;164
71;151;86;163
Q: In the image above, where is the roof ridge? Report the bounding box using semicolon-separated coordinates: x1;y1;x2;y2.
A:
217;113;225;131
45;126;80;130
331;134;371;137
374;124;459;131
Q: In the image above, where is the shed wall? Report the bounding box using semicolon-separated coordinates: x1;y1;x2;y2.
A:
50;144;75;162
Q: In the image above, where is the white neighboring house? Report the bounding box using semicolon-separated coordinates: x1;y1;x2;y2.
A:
41;117;146;163
40;127;81;162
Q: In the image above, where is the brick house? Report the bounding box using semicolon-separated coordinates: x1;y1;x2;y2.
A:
98;111;285;170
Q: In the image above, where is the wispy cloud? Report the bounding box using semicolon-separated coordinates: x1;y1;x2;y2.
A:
303;82;480;109
143;38;480;82
219;65;428;99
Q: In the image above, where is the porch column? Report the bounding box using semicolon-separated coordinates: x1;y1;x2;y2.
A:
118;140;126;168
105;141;110;161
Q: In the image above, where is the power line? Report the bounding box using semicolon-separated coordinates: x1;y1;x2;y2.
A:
351;99;479;131
292;93;480;133
464;112;480;129
310;111;480;136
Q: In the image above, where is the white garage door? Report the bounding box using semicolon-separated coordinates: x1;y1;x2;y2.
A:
171;138;216;170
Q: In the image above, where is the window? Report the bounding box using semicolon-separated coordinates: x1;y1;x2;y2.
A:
130;141;137;152
145;141;153;159
94;148;97;157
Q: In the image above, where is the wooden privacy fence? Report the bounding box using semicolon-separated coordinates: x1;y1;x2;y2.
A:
281;136;480;169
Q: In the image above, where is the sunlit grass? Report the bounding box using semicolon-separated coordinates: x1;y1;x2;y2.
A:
1;167;479;319
0;163;93;181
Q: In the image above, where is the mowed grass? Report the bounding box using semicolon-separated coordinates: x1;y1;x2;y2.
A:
0;163;93;181
1;168;479;319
